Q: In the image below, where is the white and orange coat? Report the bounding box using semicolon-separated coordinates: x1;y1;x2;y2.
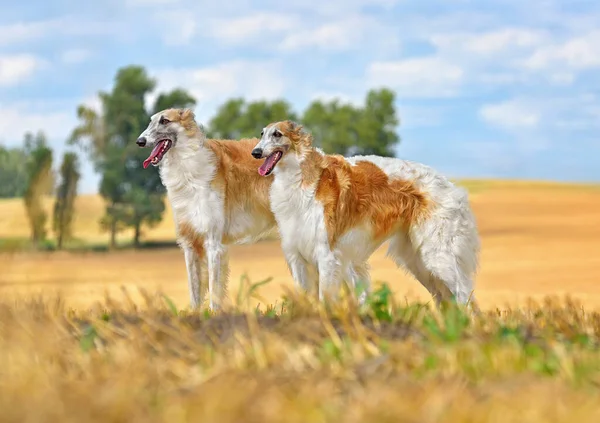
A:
253;121;481;309
137;109;277;310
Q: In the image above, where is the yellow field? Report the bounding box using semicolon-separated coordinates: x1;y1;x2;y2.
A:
2;180;600;422
1;180;600;311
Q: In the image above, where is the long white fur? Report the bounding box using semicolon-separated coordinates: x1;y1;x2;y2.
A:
255;133;481;309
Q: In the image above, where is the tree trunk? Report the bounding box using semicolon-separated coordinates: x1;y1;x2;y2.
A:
57;232;63;250
134;221;141;249
109;220;117;250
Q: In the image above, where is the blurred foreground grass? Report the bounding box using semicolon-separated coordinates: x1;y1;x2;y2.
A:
2;280;600;423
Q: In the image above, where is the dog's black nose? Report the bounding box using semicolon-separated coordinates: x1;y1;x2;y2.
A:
251;148;263;159
136;137;147;147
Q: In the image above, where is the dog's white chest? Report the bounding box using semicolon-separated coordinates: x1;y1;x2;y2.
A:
161;154;226;237
270;178;327;262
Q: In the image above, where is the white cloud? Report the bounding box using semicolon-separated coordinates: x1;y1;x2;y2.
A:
60;49;93;64
366;57;464;98
0;17;121;47
423;28;553;88
479;99;541;129
0;20;58;46
280;15;378;51
0;54;45;86
0;104;76;144
480;95;600;132
522;30;600;71
209;12;299;44
150;60;286;122
430;28;546;56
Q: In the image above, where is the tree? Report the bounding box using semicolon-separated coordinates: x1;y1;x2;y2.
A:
53;152;80;249
23;132;53;247
207;98;245;139
207;98;297;139
153;89;196;114
301;100;361;154
355;88;400;157
69;104;107;171
301;88;400;156
0;145;29;198
69;65;196;248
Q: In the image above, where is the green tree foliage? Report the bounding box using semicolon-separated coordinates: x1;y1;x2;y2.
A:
23;132;53;247
53;152;81;250
153;89;196;114
356;88;400;157
301;88;400;156
69;65;196;248
301;100;361;154
207;98;297;139
206;89;400;156
0;146;29;198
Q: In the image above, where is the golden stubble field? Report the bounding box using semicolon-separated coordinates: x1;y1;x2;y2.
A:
1;180;600;311
2;180;600;423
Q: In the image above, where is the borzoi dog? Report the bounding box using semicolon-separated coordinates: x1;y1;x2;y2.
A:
136;108;278;310
251;120;481;310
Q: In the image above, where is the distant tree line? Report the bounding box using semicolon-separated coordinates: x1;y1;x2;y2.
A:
0;65;400;250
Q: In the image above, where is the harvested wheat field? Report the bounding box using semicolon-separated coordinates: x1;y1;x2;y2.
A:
1;180;600;310
1;289;600;422
2;180;600;422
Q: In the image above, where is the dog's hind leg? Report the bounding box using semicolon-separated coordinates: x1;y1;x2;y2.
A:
386;232;453;307
345;262;371;305
412;194;481;313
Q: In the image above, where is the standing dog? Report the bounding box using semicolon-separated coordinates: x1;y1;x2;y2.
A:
251;120;481;310
136;108;278;310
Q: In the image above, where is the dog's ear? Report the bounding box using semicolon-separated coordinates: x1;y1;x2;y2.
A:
180;108;195;122
287;120;303;133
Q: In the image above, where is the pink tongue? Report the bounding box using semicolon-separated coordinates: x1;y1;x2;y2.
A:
142;142;165;169
258;152;280;176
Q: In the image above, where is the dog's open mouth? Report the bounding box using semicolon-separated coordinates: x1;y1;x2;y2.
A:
258;151;283;176
142;140;172;169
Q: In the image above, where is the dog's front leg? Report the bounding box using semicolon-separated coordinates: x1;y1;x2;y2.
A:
284;249;316;296
205;237;226;310
317;248;343;304
183;246;205;309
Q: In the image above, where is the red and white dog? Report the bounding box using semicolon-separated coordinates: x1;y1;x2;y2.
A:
251;120;481;310
136;108;278;310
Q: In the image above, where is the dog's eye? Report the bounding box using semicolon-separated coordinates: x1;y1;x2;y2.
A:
273;130;281;137
260;130;264;136
159;117;170;125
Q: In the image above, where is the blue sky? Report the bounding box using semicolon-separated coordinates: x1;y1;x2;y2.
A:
1;0;599;193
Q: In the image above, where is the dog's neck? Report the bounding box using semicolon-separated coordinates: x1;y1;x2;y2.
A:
159;132;216;191
273;146;324;188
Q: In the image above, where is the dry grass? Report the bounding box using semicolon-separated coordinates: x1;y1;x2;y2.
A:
1;286;600;423
2;180;600;421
